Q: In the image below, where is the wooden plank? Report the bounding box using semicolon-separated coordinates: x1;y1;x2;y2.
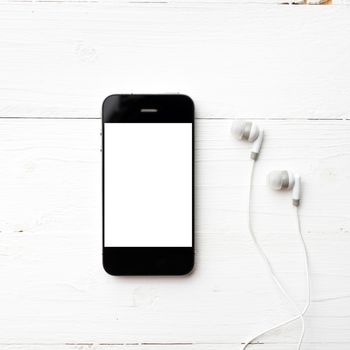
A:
0;118;349;345
0;0;342;4
0;345;349;350
1;3;350;119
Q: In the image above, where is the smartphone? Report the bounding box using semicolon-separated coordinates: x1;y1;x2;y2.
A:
102;94;194;275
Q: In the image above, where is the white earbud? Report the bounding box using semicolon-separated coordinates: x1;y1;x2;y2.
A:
231;120;264;160
267;170;301;206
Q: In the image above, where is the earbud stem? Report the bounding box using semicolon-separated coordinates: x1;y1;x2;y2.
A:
251;129;264;160
292;174;301;206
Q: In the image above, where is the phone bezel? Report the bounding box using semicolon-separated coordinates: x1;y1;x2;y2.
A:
102;94;194;275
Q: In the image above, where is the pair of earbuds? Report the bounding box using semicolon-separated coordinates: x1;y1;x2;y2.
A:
232;120;308;350
232;120;301;206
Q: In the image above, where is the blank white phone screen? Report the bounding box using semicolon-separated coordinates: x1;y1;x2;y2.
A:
104;123;192;247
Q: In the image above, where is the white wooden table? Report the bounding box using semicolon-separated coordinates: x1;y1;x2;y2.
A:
1;1;350;349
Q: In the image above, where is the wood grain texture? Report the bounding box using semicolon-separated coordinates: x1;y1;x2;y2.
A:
0;0;343;4
1;3;350;119
1;0;350;348
2;345;350;350
0;119;349;348
0;346;350;350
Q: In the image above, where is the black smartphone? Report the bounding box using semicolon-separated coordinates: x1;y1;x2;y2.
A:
102;94;194;275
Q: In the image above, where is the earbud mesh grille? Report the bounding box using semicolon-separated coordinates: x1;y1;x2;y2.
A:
242;122;252;140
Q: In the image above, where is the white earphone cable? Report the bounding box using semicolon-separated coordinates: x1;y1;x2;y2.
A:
240;160;310;350
295;205;311;350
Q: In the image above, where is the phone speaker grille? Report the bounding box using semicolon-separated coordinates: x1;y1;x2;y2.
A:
140;108;158;113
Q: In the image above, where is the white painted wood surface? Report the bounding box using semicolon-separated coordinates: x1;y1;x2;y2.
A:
2;2;350;120
1;1;350;350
